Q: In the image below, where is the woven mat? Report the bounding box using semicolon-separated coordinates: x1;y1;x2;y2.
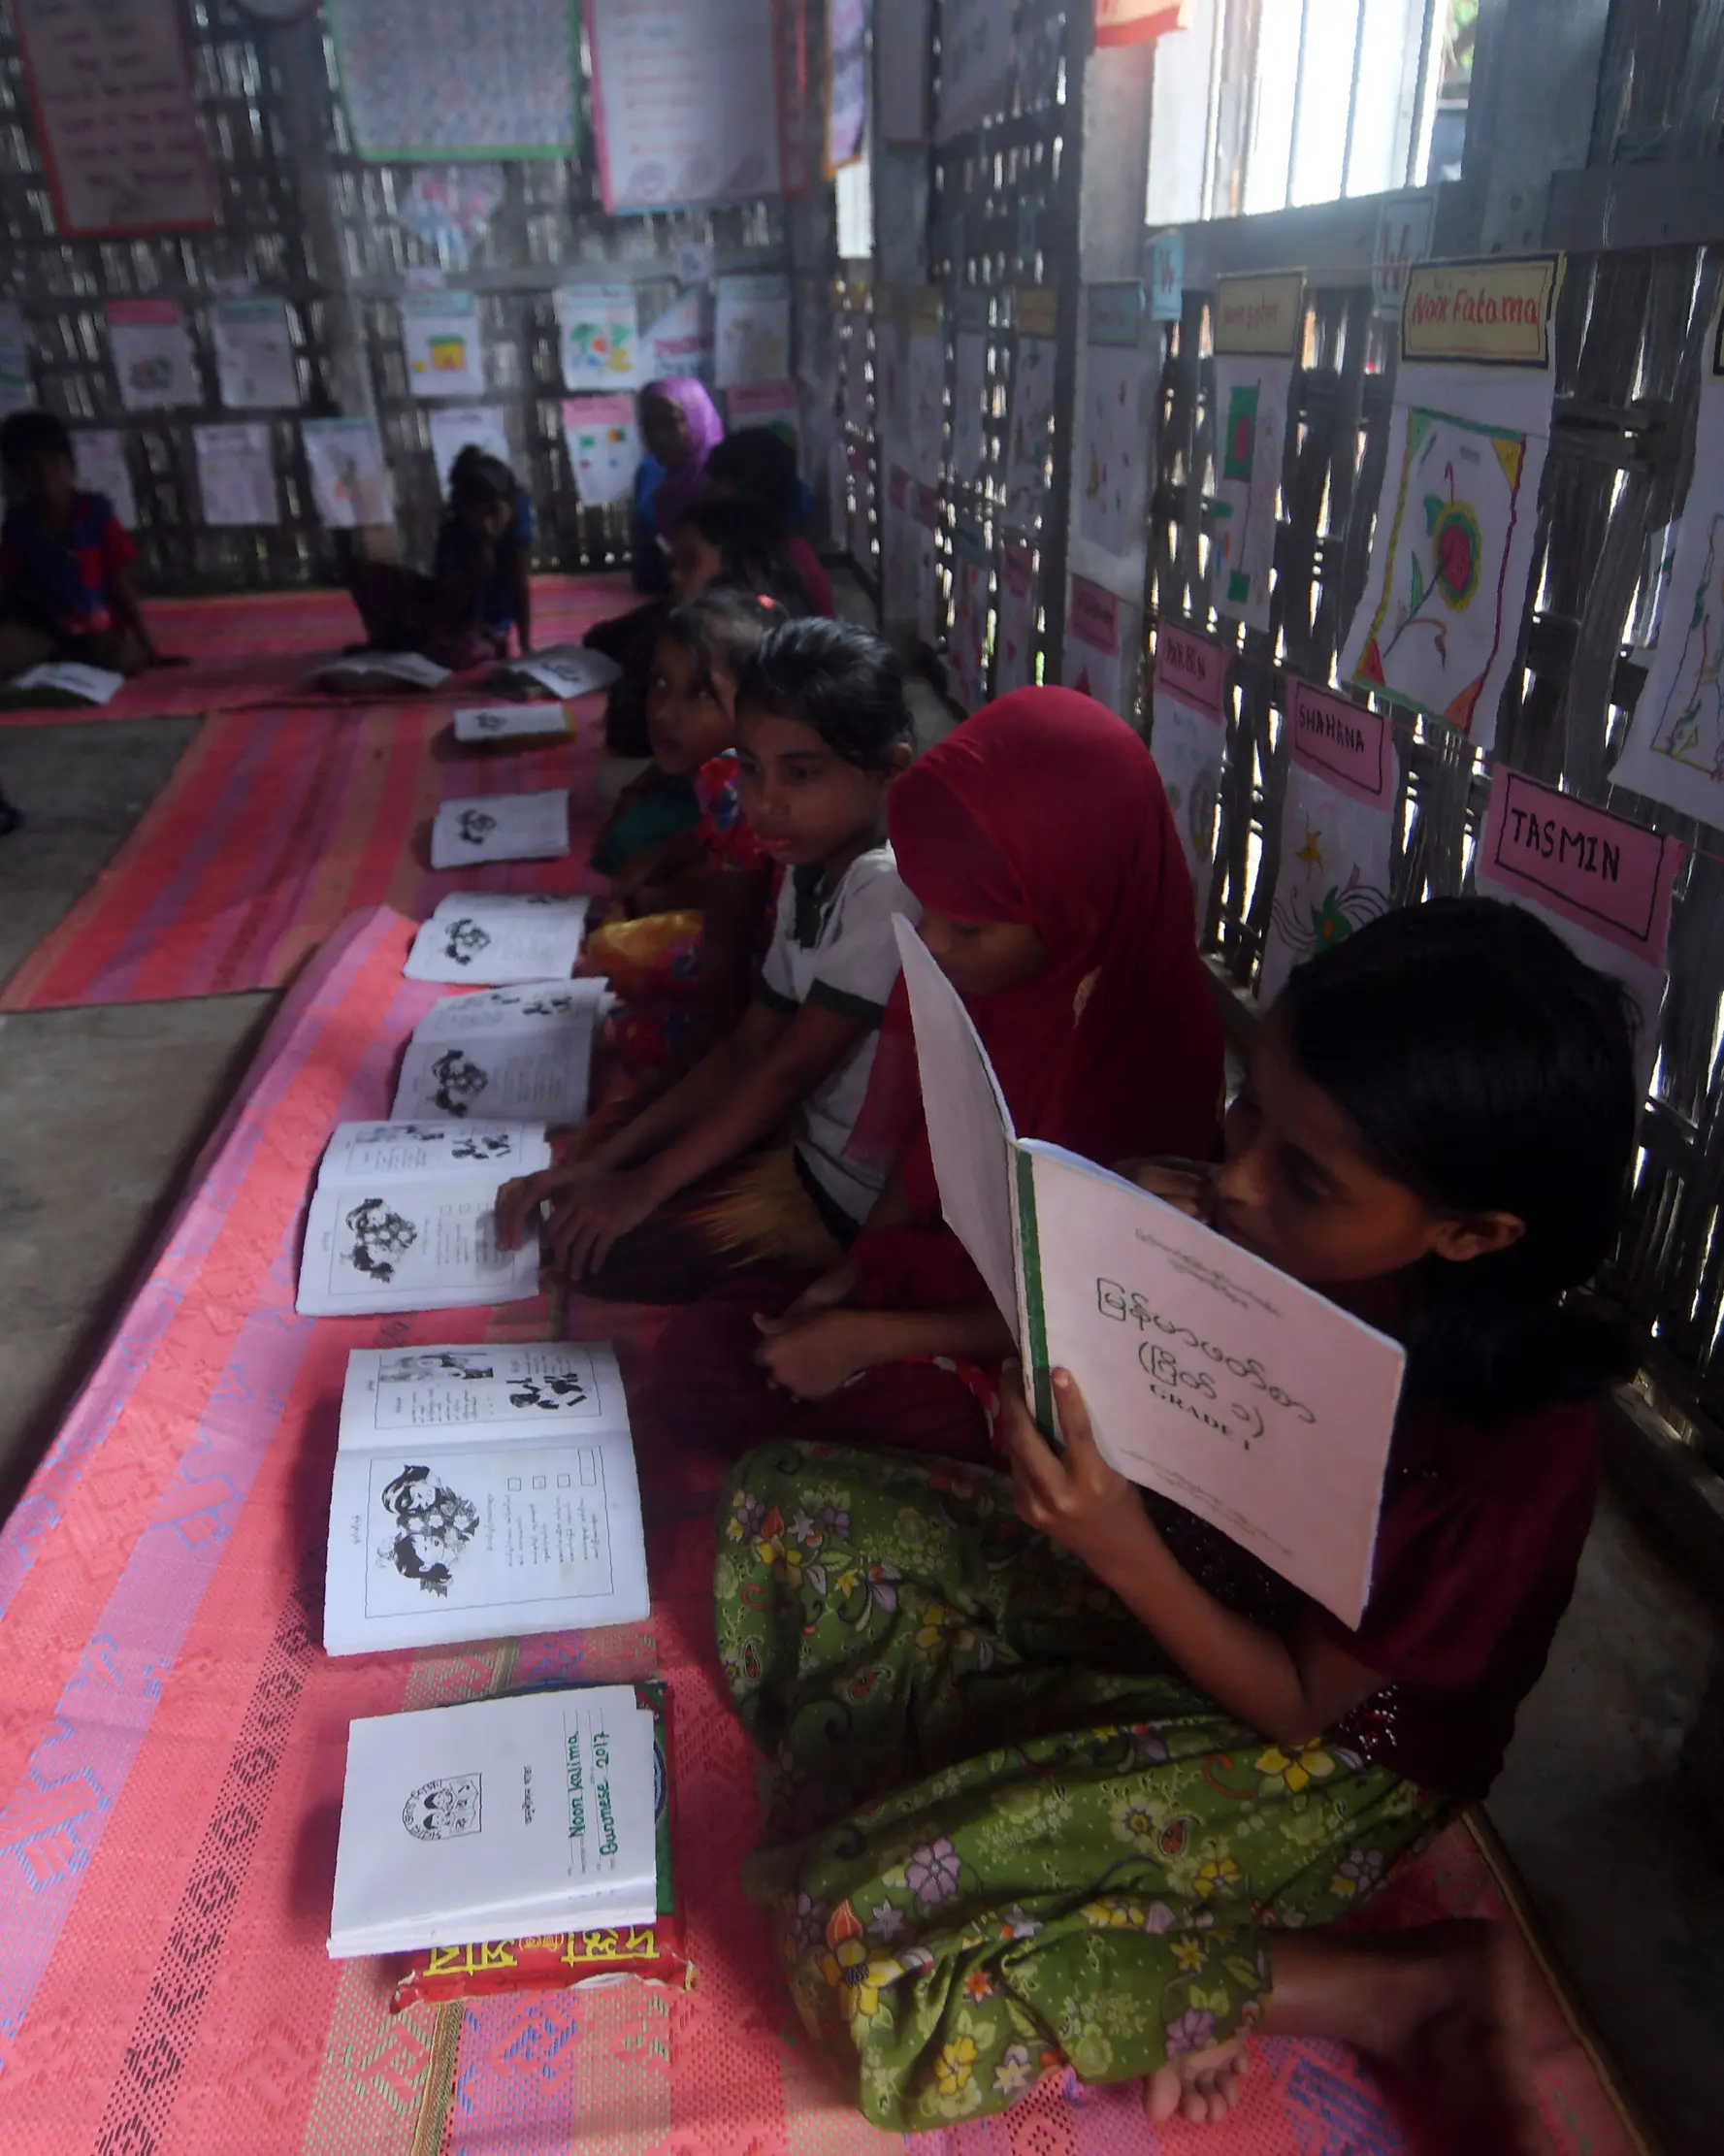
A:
0;572;635;725
0;702;610;1009
0;906;1650;2156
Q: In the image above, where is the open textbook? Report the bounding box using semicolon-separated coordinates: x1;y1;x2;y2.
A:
296;1118;549;1318
892;919;1405;1626
330;1685;657;1955
0;662;125;707
486;643;621;702
324;1341;650;1656
454;703;572;746
312;650;451;693
394;978;605;1127
405;893;591;986
430;790;570;871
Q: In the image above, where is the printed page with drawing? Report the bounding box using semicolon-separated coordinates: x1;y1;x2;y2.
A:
330;1687;657;1955
405;893;591;986
892;916;1405;1625
324;1342;649;1655
429;789;570;870
297;1118;551;1320
393;979;605;1127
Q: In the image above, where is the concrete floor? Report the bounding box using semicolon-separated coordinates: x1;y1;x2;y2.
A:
0;673;1717;2151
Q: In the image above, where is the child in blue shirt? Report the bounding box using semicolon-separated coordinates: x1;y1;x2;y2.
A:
347;445;533;670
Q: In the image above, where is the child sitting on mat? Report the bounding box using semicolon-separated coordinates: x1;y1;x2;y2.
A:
704;426;833;618
496;617;916;1303
0;410;179;680
717;898;1638;2143
347;445;532;670
585;589;784;1080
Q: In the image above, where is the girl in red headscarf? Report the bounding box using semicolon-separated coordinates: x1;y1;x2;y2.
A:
649;686;1226;1464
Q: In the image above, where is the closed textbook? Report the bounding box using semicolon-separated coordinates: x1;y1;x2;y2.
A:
329;1686;657;1956
322;1340;650;1654
891;918;1406;1627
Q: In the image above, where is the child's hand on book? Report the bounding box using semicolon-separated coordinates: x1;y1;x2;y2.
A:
1001;1364;1151;1582
494;1161;606;1251
541;1168;662;1275
752;1308;877;1401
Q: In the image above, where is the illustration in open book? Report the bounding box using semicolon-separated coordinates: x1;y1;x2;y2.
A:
1642;514;1724;783
1351;406;1527;732
377;1463;481;1597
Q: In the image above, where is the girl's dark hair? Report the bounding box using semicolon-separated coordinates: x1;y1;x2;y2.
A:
657;588;782;699
1282;897;1641;1421
0;408;73;473
448;444;517;509
736;617;916;770
673;495;809;613
705;427;800;522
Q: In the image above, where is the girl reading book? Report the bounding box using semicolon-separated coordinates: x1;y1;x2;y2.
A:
652;686;1226;1461
716;898;1637;2146
495;618;916;1300
347;445;531;670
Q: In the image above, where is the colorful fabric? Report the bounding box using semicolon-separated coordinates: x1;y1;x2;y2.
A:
695;750;771;872
590;766;700;877
432;490;534;629
851;686;1226;1308
716;1441;1445;2131
0;489;136;633
644;376;726;538
0;572;634;724
0;702;608;1010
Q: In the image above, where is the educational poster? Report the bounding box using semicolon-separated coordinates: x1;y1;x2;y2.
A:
0;303;31;417
1062;575;1125;716
303;416;393;527
107;300;201;413
1148;228;1185;322
1003;330;1058;523
883;466;919;622
916;482;943;644
1339;255;1561;754
935;0;1017;142
403;291;487;400
949;520;991;711
586;0;782;212
194;425;280;528
1150;621;1228;924
1476;766;1679;1096
555;284;639;391
1258;680;1397;1006
877;0;929;145
211;299;300;410
75;432;139;532
561;394;638;507
994;536;1037;694
725;378;800;447
1080;282;1153;560
714;275;792;389
950;302;989;488
428;407;514;495
643;289;712;382
398;167;507;271
1613;295;1724;831
328;0;580;159
826;0;869;176
15;0;217;236
1210;273;1303;634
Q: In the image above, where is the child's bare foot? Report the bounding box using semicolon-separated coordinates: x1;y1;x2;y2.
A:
1265;1919;1540;2156
1145;2036;1248;2124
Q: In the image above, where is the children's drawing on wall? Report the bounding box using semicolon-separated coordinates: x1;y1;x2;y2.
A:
1062;575;1126;716
561;395;639;508
397;166;506;272
1080;283;1151;561
304;418;392;528
1259;773;1393;1004
1210;355;1289;632
950;523;991;710
1339;255;1561;758
1615;296;1724;829
1003;335;1057;519
555;284;639;391
951;328;988;485
402;291;486;400
994;536;1037;694
906;328;945;481
1350;408;1527;735
1148;623;1230;929
714;275;792;389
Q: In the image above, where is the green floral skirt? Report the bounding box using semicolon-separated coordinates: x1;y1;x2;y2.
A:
714;1441;1448;2131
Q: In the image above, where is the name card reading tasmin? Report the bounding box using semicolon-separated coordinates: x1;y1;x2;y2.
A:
1213;272;1305;359
1287;677;1393;808
1479;767;1682;965
1401;256;1563;369
1155;622;1227;720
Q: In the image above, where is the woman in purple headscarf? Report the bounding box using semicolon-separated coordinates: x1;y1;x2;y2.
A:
631;377;726;592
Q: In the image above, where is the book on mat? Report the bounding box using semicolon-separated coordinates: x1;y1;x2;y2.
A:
393;978;605;1127
404;893;591;987
296;1117;549;1318
312;649;451;692
454;703;572;746
0;662;125;707
429;790;570;871
329;1684;657;1955
486;643;621;702
891;917;1405;1627
322;1339;650;1657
